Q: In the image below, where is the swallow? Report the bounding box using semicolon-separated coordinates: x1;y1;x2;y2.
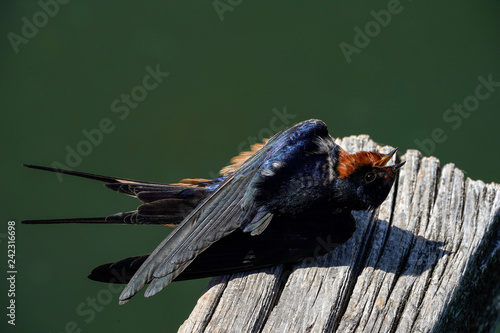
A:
22;119;404;304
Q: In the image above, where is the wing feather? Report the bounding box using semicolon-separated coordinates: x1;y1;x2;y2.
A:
119;119;334;303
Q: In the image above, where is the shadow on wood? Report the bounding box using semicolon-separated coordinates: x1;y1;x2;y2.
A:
179;135;500;333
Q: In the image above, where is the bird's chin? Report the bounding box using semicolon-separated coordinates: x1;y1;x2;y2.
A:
363;192;391;212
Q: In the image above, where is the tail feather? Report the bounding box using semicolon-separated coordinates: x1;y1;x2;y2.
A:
22;164;221;226
21;217;108;224
105;183;183;197
21;214;179;226
106;211;180;226
88;255;149;284
22;164;149;184
136;187;205;203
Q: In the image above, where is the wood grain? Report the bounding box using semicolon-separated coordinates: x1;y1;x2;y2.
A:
178;135;500;333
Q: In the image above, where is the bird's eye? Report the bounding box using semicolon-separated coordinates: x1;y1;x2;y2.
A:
365;172;376;183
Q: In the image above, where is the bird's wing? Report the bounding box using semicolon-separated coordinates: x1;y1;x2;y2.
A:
119;119;336;303
88;210;356;284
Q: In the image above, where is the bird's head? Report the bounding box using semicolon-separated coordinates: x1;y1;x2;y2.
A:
335;147;405;211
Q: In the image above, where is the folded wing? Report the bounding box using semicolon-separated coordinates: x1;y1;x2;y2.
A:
119;119;335;303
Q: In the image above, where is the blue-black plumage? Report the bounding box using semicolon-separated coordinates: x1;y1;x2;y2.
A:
21;119;404;304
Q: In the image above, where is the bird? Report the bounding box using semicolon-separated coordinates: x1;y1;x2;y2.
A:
22;119;405;305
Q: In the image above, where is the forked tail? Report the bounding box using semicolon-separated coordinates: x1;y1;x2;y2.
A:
21;164;215;226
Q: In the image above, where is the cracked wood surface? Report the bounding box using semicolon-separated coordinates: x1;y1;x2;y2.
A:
178;135;500;333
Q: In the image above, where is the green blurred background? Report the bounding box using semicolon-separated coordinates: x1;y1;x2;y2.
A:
1;1;499;332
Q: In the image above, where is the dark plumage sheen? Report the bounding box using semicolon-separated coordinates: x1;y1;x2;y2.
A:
22;119;404;304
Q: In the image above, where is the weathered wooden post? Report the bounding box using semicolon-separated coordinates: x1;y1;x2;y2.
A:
178;135;500;333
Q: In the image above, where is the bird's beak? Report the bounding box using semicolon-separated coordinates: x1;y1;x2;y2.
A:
391;161;406;170
374;147;398;167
